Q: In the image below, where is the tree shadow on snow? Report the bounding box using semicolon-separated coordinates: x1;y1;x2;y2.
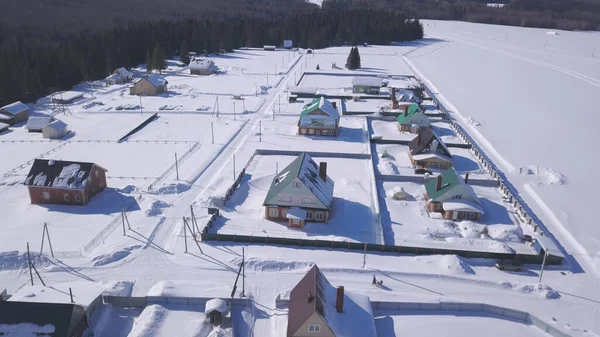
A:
39;188;141;215
394;38;446;48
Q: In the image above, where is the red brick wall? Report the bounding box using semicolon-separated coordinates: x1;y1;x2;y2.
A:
29;187;86;205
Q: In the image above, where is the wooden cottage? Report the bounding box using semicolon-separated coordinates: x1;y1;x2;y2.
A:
24;159;108;205
263;153;334;228
425;168;483;221
42;120;69;139
0;101;29;125
205;299;230;325
130;74;168;96
408;129;453;169
287;265;377;337
352;77;383;94
298;97;340;136
189;58;216;75
106;67;134;84
397;104;431;133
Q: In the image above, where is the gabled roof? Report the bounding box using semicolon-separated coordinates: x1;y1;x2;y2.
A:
113;67;133;78
0;301;85;337
0;122;9;132
287;265;377;337
189;58;215;70
300;97;339;118
44;119;68;131
0;101;29;115
24;159;107;190
352;77;383;87
139;74;168;88
425;167;479;204
397;104;424;124
408;128;452;159
263;153;334;209
395;89;420;103
26;116;53;131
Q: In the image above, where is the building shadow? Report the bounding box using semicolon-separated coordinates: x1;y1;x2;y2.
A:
39;188;140;215
479;198;513;225
451;154;480;171
374;316;398;337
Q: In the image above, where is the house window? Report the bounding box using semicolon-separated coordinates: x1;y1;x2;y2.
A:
64;194;70;201
301;128;307;135
269;208;279;218
307;211;313;220
292;218;300;226
292;182;301;188
315;212;324;221
309;324;321;332
301;198;314;205
281;208;288;219
309;129;315;135
75;194;81;202
42;191;50;200
451;194;462;200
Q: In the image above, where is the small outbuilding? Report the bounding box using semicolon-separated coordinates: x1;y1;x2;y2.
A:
283;40;293;49
42;120;69;139
130;74;168;96
106;67;134;84
352;77;383;94
205;298;230;325
189;58;216;75
24;159;108;205
0;122;9;134
264;45;276;51
51;91;84;104
0;101;30;125
408;128;453;169
26;116;53;133
298;97;340;136
397;104;431;133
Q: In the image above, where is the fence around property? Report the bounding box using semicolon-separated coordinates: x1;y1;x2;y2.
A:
118;112;158;142
376;173;499;187
103;295;250;308
147;141;200;191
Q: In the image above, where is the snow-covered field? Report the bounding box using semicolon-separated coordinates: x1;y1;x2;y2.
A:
1;35;600;337
211;155;380;243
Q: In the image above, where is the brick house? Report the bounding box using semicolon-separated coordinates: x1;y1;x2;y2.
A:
408;128;453;169
24;159;108;205
397;104;431;133
298;97;340;136
425;168;483;221
263;153;334;227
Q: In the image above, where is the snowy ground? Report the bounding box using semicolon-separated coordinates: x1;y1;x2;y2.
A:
307;46;415;75
378;181;530;253
211;155;380;243
374;312;549;337
370;118;463;144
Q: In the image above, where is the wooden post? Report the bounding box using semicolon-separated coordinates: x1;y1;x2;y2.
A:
233;102;236;121
121;205;126;235
233;154;236;181
539;250;548;284
175;153;179;180
44;223;54;258
211;122;214;144
69;288;74;303
139;96;143;115
27;242;34;285
40;223;46;256
183;217;188;253
259;121;262;142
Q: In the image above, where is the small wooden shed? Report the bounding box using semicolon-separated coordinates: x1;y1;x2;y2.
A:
42;120;69;139
205;298;230;325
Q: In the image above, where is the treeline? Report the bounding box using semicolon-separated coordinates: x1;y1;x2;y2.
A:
322;0;600;31
0;10;423;106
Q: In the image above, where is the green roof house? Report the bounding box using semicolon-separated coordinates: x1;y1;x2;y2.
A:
298;97;340;137
397;104;431;133
424;168;483;221
263;153;334;227
352;77;383;94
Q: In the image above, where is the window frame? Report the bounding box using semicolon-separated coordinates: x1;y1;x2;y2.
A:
315;212;324;221
63;193;70;201
42;191;51;200
308;324;321;332
269;208;279;217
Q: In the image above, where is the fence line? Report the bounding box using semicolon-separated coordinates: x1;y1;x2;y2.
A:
376;173;499;187
147;142;201;191
83;198;138;253
103;295;250;308
3;142;69;177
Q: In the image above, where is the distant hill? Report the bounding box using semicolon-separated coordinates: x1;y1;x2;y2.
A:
322;0;600;30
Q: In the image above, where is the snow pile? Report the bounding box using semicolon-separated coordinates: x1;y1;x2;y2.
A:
547;31;559;35
466;117;481;126
486;225;523;242
503;282;561;299
378;160;400;175
425;221;462;240
515;166;565;186
0;323;55;336
92;245;140;266
128;305;166;337
0;251;50;271
115;104;140;110
159;105;182;111
437;255;475;275
456;221;486;239
145;200;172;216
154;182;191;194
237;258;313;272
197;195;226;208
196;105;211;111
386;186;409;200
102;280;134;296
446;238;515;253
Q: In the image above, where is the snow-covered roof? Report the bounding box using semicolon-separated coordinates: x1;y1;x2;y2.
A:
0;122;9;132
113;67;133;78
142;74;168;88
189;58;215;70
443;199;484;213
24;159;106;190
395;89;420;103
43;119;68;131
0;101;29;115
26;116;52;131
352;77;383;87
0;114;10;121
205;298;229;315
287;207;307;220
300;97;340;119
412;153;453;162
290;86;318;94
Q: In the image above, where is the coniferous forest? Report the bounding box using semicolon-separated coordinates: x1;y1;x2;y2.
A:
0;10;423;106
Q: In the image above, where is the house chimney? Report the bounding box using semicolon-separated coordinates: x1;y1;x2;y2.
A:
331;101;337;110
436;174;442;191
417;132;422;145
319;162;327;182
308;291;314;303
391;87;398;109
465;172;469;185
336;286;344;313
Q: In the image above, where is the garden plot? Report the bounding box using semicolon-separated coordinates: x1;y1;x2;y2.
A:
309;46;415;74
374;313;549;337
57;113;150;140
8;141;193;189
298;73;353;90
0;185;143;253
343;99;391;115
378;181;531;253
0;141;63;177
371;119;462;144
253;116;368;154
211;155;380;243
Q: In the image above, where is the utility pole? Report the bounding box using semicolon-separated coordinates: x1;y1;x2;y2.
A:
40;223;54;258
259;121;262;142
538;250;549;284
255;82;258;96
266;72;269;86
592;45;596;57
175;153;179;180
233;154;236;181
233;102;236;121
242;247;245;297
183;218;188;253
122;205;126;235
211;122;214;144
544;39;547;50
276;162;278;175
139;96;143;115
362;232;367;268
27;242;33;285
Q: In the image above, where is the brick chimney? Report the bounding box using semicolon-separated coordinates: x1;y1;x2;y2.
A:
319;162;327;182
436;174;443;191
308;291;314;303
331;101;337;110
391;87;398;109
417;132;422;145
464;172;469;184
336;286;344;313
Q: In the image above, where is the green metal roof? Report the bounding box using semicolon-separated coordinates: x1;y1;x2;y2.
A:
424;167;461;201
396;104;420;124
300;98;321;116
263;153;306;205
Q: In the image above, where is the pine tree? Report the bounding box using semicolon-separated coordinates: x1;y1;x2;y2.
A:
353;47;361;69
180;40;190;64
345;47;354;70
152;43;167;73
146;50;153;73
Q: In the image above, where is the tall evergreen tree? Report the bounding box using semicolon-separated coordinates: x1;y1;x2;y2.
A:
345;47;354;70
180;40;190;64
353;47;361;69
152;43;167;73
146;50;153;73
